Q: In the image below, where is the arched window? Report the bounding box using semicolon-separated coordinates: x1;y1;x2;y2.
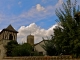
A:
9;34;13;40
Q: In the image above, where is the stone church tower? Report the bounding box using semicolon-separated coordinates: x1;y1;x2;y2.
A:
0;24;18;59
27;34;34;46
0;24;18;40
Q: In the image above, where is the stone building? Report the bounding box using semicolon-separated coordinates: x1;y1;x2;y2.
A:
0;24;18;40
27;34;34;46
27;34;47;56
34;40;48;56
0;24;18;59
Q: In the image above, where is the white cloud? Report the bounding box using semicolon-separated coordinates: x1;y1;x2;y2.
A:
59;0;63;4
0;0;64;30
36;4;45;11
0;0;64;26
16;0;63;23
16;0;64;43
13;4;53;24
0;30;1;32
55;0;63;8
17;23;58;44
12;4;53;24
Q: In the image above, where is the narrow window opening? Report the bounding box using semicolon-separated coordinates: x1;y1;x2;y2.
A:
9;34;13;40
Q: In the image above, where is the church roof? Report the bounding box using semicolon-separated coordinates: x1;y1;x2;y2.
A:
34;40;48;46
3;24;18;33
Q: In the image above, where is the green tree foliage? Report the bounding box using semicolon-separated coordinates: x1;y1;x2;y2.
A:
43;0;80;58
5;41;34;56
12;43;34;56
5;40;18;56
54;0;80;57
42;40;57;56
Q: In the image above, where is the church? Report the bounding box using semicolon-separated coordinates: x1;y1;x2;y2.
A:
0;24;47;59
0;25;18;59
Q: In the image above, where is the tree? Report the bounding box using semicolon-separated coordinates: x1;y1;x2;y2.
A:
42;40;57;56
5;41;34;56
54;0;80;57
5;40;18;56
43;0;80;57
12;43;34;56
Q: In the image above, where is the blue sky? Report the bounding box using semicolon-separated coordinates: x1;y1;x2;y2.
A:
0;0;59;30
0;0;79;30
0;0;80;43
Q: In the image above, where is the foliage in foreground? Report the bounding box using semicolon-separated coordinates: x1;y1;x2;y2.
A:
5;40;43;56
5;40;34;56
43;0;80;58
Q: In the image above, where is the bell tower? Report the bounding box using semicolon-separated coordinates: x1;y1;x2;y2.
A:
0;24;18;59
0;24;18;41
27;34;34;46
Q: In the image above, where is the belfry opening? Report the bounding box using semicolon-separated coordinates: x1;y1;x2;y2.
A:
9;34;13;40
0;24;18;40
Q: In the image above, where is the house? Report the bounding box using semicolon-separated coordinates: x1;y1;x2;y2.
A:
34;40;48;56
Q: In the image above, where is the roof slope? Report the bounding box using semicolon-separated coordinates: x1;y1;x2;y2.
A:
34;40;48;46
4;24;18;33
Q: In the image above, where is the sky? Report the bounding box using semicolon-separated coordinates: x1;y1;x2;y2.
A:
0;0;80;43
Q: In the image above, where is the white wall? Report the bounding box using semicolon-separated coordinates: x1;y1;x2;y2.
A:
34;41;47;55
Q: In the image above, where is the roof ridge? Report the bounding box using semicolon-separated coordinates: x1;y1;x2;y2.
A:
5;24;18;33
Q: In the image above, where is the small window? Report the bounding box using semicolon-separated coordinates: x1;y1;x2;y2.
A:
39;52;43;56
9;34;13;40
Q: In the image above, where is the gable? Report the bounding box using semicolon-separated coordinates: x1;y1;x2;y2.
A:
3;24;18;33
0;24;18;40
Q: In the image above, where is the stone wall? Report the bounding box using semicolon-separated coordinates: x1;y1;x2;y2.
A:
0;40;10;60
2;56;80;60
